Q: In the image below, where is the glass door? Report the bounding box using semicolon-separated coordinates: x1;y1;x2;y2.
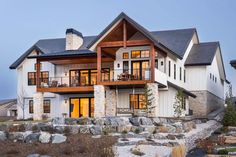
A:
80;70;89;86
142;61;150;80
132;61;141;80
70;70;79;87
70;98;79;118
132;61;149;80
79;98;89;117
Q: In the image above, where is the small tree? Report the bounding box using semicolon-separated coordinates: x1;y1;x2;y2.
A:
173;90;185;118
17;88;26;119
222;84;236;126
144;84;156;117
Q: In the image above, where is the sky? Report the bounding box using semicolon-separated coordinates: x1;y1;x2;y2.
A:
0;0;236;99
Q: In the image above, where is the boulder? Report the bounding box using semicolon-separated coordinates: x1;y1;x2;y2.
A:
69;126;80;134
131;126;144;134
0;124;8;131
38;123;54;133
152;118;162;126
0;131;6;141
153;134;167;140
117;125;132;133
140;117;153;125
77;117;93;125
129;117;140;126
54;126;64;134
166;134;176;140
183;121;196;132
52;134;67;144
39;132;51;143
90;126;102;135
145;126;156;134
175;134;185;139
52;117;65;125
8;132;24;141
65;118;77;125
25;133;40;143
102;126;117;134
93;118;105;125
79;126;90;134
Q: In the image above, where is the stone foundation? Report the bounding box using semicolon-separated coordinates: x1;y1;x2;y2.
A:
94;85;105;118
189;90;224;116
33;92;44;120
105;87;117;116
147;83;159;117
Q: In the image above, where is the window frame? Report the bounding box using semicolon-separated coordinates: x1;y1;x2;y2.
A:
180;67;182;81
28;72;36;86
131;50;150;59
174;64;176;80
129;94;147;109
123;52;129;59
28;71;49;86
43;100;51;113
168;61;171;77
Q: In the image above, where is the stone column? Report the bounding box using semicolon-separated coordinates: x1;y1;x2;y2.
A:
105;87;116;117
33;92;44;120
147;83;159;117
94;85;105;118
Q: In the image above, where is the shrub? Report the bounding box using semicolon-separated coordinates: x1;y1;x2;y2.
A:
64;127;71;136
218;149;228;155
32;125;39;133
42;114;49;121
134;128;141;134
171;144;186;157
121;130;128;134
18;124;26;132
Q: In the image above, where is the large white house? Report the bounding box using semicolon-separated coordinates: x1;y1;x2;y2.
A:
10;13;226;120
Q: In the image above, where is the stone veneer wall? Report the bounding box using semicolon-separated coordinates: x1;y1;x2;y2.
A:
105;87;117;116
189;90;224;116
94;85;105;118
147;83;159;117
33;92;44;120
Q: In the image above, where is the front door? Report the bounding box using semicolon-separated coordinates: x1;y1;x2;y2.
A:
69;98;94;118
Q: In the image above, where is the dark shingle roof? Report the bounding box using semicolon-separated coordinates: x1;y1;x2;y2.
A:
151;28;196;58
185;42;219;66
230;59;236;69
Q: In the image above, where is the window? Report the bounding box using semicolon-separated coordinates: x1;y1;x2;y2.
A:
184;70;186;83
155;59;158;69
130;94;146;109
28;72;36;85
34;63;42;70
180;67;182;81
123;61;129;73
210;73;212;79
101;69;110;81
215;77;217;83
29;100;33;113
43;100;50;113
131;50;141;58
174;64;176;80
123;52;129;59
28;71;49;86
181;97;186;110
131;50;150;58
168;61;171;77
141;50;150;58
155;51;158;57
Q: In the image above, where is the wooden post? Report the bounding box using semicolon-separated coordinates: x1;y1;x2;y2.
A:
150;44;155;82
123;20;127;48
36;59;41;88
97;46;102;83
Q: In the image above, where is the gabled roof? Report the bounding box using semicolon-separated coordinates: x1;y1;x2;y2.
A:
151;28;197;58
230;59;236;69
9;36;96;69
87;12;180;59
168;81;196;98
185;42;219;66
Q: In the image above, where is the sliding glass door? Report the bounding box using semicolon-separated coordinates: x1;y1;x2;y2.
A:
70;69;97;86
69;98;94;118
131;61;149;80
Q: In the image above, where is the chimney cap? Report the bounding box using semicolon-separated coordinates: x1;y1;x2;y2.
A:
66;28;83;38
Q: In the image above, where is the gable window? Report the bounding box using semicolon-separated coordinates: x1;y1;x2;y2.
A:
130;94;146;109
28;72;36;85
43;100;50;113
131;50;150;58
29;100;33;114
174;64;176;80
168;61;171;77
180;67;182;81
28;71;49;86
123;52;129;59
184;70;186;83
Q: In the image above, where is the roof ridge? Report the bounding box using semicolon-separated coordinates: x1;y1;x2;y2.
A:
150;28;196;33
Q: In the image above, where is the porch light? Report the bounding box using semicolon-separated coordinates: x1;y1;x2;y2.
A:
117;63;120;68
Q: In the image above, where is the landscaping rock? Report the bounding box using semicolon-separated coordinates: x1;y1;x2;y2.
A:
167;134;176;140
131;126;144;134
8;132;24;141
153;134;167;140
183;121;196;132
145;126;156;134
38;123;54;133
27;154;40;157
25;133;40;143
39;132;51;143
117;125;131;133
69;126;80;134
93;118;105;125
129;117;140;126
52;117;65;125
140;117;153;125
65;118;77;125
79;126;90;134
90;126;102;135
77;117;92;125
54;126;64;134
102;126;117;134
164;124;176;133
0;124;8;131
175;134;185;139
0;131;6;141
52;134;67;144
152;117;161;126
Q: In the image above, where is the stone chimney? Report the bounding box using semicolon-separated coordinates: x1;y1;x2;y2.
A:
66;28;83;50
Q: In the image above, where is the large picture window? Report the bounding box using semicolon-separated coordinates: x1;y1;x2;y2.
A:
130;94;146;109
29;100;33;113
43;100;50;113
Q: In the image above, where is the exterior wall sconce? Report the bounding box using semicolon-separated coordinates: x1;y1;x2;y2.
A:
117;63;120;68
64;98;68;103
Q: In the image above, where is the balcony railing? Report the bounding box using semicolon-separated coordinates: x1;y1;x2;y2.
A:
101;68;151;82
39;76;95;88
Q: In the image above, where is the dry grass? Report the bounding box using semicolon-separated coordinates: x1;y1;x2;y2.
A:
158;126;168;133
0;134;117;157
171;144;186;157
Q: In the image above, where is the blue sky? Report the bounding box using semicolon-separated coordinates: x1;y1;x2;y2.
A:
0;0;236;99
